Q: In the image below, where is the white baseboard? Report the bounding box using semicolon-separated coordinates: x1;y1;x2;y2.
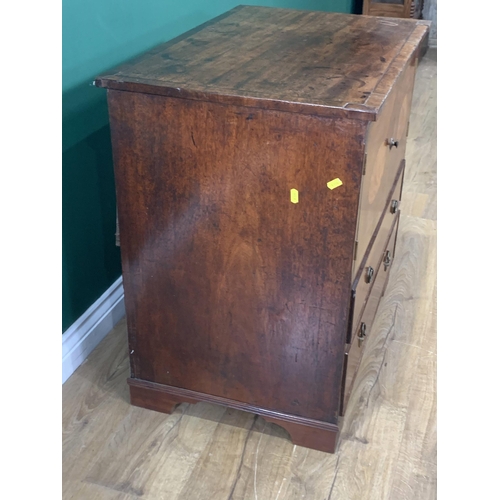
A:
62;276;125;384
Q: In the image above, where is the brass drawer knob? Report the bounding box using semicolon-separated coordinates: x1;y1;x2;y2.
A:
365;266;374;284
358;322;367;346
387;138;399;150
390;199;399;214
383;250;392;271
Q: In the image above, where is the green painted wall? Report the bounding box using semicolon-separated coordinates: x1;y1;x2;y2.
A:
62;1;355;333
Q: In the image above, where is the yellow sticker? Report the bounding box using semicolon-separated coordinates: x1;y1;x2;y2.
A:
290;188;299;204
327;178;343;190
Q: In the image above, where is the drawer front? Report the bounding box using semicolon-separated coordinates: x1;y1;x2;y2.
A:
340;213;399;415
353;60;416;277
348;166;403;337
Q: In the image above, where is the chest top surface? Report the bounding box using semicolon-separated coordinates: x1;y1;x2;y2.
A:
95;6;429;120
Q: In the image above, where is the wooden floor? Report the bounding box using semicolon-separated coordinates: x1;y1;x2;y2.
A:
63;49;437;500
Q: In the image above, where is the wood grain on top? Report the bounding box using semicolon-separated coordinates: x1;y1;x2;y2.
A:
95;6;429;120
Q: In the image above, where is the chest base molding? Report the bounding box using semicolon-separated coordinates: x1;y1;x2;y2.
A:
128;378;340;453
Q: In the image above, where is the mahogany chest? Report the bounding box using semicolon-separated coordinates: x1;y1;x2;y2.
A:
96;6;429;453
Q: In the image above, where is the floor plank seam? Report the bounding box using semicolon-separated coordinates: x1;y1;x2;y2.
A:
326;451;342;500
253;426;265;500
364;304;399;409
226;414;259;500
83;477;141;498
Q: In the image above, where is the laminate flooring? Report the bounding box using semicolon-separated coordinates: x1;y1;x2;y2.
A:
63;48;437;500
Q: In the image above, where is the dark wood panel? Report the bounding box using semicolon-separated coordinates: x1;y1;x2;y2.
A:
341;213;400;415
109;90;366;422
363;0;413;18
95;6;429;121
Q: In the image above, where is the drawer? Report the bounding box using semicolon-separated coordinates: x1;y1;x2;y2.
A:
353;60;416;277
340;213;399;415
348;166;403;338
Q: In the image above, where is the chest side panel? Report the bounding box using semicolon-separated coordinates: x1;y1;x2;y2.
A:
109;90;366;421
